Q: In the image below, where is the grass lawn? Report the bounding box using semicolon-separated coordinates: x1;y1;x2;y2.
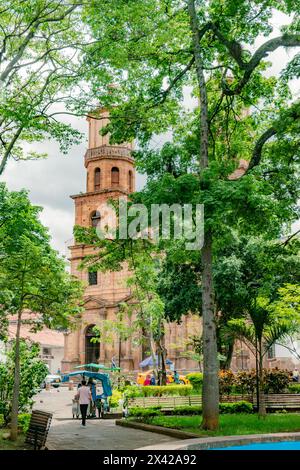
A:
0;428;29;450
136;414;300;437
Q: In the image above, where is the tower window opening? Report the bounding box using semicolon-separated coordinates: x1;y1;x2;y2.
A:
88;271;98;285
94;167;101;191
91;210;101;228
128;170;133;192
111;167;120;186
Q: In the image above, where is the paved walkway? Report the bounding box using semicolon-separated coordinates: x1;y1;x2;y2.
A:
33;388;177;450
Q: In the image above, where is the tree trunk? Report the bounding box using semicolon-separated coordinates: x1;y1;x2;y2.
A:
157;336;167;386
10;309;22;441
149;326;158;378
221;336;235;370
158;321;167;385
201;231;219;429
258;340;266;417
187;0;219;430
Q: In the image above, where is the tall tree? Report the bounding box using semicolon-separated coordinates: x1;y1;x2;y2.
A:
0;183;83;440
82;0;300;429
0;0;87;175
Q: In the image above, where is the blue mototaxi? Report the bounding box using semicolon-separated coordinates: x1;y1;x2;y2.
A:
62;370;113;418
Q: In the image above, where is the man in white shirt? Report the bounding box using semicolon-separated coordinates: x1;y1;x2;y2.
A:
76;380;92;427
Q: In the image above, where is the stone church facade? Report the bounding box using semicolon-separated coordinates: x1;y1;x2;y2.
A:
61;108;201;374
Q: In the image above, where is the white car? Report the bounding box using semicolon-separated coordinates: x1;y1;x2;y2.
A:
42;374;61;388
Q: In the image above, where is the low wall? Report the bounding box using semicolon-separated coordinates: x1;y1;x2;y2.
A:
137;432;300;450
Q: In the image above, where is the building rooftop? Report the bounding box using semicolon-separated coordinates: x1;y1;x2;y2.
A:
8;323;64;348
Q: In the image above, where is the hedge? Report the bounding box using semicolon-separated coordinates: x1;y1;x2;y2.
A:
127;401;253;417
18;413;31;433
173;405;201;415
219;401;253;414
123;385;143;399
288;384;300;394
109;389;123;408
141;385;193;397
129;407;162;418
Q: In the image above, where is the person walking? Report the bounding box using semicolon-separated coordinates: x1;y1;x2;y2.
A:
76;379;92;427
292;368;299;383
173;370;180;384
143;375;151;386
150;374;156;386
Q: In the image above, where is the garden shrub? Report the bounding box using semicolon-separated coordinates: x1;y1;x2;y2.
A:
129;407;162;418
141;385;193;397
18;413;31;433
219;370;236;396
263;369;290;393
235;370;257;395
109;389;123;408
173;405;202;415
0;340;48;424
128;401;253;419
173;402;253;414
219;401;253;414
288;384;300;394
186;373;203;392
123;385;143;399
235;369;290;395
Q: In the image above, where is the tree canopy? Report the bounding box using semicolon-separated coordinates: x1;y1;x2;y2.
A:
75;0;300;430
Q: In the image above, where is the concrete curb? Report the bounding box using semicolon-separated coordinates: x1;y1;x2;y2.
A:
115;419;199;440
137;431;300;450
103;413;123;420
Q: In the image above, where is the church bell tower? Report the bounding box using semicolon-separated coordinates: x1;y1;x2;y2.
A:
61;108;136;372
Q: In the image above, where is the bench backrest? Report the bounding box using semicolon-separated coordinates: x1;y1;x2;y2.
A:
128;393;300;409
25;409;53;450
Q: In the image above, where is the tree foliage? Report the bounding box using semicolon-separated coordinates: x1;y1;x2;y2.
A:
0;183;84;439
0;0;86;174
0;340;48;425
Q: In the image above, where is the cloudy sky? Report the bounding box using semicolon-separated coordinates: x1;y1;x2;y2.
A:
1;11;299;258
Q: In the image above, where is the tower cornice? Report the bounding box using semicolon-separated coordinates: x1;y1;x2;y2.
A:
70;188;130;200
84;145;133;168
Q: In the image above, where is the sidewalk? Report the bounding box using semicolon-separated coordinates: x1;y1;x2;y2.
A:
33;388;177;450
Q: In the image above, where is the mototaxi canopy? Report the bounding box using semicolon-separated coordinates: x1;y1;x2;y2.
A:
61;370;112;399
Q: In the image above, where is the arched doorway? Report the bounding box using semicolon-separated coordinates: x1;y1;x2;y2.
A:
85;325;100;364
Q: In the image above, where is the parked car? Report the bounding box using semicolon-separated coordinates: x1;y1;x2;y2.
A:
41;374;61;388
137;369;189;385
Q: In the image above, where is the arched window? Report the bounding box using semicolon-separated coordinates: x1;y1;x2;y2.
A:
94;168;101;191
85;324;100;364
128;170;133;192
111;167;119;187
90;210;101;228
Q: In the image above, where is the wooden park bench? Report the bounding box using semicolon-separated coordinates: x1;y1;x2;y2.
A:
127;393;300;412
127;395;202;410
25;410;53;450
264;394;300;411
127;394;252;411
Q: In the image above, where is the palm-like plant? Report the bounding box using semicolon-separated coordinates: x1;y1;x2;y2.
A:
228;296;296;416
